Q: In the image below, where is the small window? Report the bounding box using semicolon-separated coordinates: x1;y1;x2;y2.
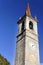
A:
29;21;33;30
21;21;24;31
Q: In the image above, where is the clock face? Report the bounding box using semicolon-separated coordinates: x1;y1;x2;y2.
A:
29;55;36;64
29;42;36;50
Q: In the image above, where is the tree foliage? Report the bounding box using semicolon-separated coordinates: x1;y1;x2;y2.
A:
0;54;10;65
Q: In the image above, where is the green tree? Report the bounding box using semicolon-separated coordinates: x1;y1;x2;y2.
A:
0;54;10;65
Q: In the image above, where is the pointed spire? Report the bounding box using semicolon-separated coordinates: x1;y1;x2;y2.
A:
26;4;31;16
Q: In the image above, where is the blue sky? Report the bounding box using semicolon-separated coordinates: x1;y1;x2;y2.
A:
0;0;43;65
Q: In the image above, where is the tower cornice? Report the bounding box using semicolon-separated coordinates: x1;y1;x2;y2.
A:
17;15;38;24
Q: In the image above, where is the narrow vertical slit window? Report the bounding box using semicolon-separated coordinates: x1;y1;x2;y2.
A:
22;21;24;32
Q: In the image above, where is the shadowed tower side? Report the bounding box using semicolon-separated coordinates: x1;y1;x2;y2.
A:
15;4;40;65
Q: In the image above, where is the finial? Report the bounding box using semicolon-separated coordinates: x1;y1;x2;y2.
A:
35;16;38;22
26;3;31;16
35;16;37;20
35;16;37;19
19;17;21;20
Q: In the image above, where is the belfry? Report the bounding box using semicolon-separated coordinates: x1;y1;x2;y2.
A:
15;4;40;65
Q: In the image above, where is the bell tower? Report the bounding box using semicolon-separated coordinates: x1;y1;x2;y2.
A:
15;5;40;65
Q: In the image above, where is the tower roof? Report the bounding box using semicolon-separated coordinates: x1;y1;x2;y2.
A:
26;4;31;16
17;4;38;24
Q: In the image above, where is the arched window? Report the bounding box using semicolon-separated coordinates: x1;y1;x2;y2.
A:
21;21;24;32
29;21;33;30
